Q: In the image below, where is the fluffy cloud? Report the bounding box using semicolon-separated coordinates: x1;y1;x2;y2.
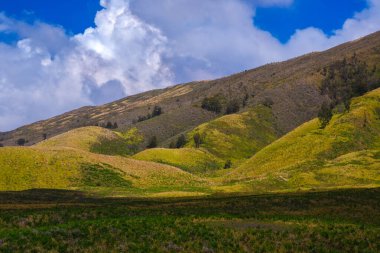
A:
0;0;171;131
1;0;380;131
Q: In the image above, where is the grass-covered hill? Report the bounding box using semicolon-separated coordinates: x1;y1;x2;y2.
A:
133;105;279;172
229;88;380;192
1;31;380;149
0;126;208;196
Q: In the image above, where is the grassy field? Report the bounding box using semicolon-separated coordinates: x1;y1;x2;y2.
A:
0;188;379;252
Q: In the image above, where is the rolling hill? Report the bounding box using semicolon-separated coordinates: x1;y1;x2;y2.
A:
1;31;380;150
0;32;380;197
227;88;380;192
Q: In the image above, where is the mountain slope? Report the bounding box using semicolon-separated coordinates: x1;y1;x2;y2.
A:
0;146;206;195
1;31;380;149
229;88;380;192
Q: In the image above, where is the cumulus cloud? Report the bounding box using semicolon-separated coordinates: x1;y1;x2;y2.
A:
0;0;172;131
1;0;380;131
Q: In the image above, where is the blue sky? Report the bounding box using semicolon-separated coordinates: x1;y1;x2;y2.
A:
0;0;367;43
0;0;379;131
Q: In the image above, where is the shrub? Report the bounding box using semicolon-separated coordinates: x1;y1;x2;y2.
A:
318;102;333;129
225;100;240;114
201;96;222;113
224;160;232;169
0;143;3;147
176;134;186;148
147;136;158;149
193;133;202;148
152;106;162;117
169;141;176;149
43;133;47;140
16;138;26;146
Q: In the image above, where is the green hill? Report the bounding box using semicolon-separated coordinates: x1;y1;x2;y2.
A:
0;146;206;195
134;148;224;173
186;105;279;165
230;88;380;192
37;126;143;156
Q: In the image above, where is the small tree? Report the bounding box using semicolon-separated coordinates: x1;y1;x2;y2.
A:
225;100;240;115
113;122;118;129
16;138;26;146
176;134;186;148
201;96;222;113
152;106;162;117
224;160;232;169
169;141;176;149
147;136;158;149
0;143;3;147
193;132;202;148
105;121;113;129
318;102;333;129
42;133;47;140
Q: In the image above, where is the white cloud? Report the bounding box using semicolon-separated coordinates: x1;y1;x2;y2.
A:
0;0;172;131
0;0;380;131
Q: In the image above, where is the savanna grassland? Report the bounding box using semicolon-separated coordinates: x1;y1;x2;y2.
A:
0;188;379;252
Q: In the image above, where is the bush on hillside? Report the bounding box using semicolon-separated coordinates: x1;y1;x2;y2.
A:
225;100;240;115
318;102;333;129
224;160;232;169
16;138;26;146
193;132;202;148
176;134;186;148
147;136;158;149
135;105;163;123
201;96;222;113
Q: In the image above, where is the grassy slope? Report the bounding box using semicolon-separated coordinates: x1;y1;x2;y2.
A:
37;126;131;156
186;105;278;165
134;106;278;173
133;148;224;173
231;88;380;191
0;146;205;195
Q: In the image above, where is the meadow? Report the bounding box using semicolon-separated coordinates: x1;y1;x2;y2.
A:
0;188;379;252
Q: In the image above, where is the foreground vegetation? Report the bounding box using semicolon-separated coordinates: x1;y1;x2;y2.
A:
0;188;379;252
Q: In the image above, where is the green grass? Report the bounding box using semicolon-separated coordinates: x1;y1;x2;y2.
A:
231;88;380;191
0;146;207;195
0;188;378;252
38;126;143;156
133;148;224;173
186;105;279;165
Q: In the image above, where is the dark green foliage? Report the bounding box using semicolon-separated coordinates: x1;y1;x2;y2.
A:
169;141;176;149
0;188;379;252
42;133;47;140
152;106;162;117
176;134;186;148
136;105;163;123
201;96;222;113
147;136;158;149
193;132;202;148
224;160;232;169
225;100;240;115
320;55;379;109
16;138;26;146
105;122;118;129
80;164;131;187
318;102;333;129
